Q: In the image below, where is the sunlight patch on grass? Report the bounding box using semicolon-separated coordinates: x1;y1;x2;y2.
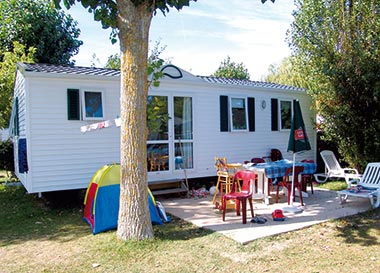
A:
315;180;347;191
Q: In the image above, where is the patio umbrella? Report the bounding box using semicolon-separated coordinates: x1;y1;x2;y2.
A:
285;100;311;212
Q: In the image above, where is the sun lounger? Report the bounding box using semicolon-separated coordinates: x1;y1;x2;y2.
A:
337;162;380;209
314;150;361;186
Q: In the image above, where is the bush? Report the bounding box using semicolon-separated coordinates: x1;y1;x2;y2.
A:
0;140;14;173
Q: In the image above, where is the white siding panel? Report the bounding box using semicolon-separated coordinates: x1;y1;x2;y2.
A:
191;84;316;180
12;71;32;191
26;77;120;193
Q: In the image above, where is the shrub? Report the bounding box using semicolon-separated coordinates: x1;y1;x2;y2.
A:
0;139;14;173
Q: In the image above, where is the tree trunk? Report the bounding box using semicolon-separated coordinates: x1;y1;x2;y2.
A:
116;0;154;240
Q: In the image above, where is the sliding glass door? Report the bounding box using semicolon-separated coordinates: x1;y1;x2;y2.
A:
147;95;193;174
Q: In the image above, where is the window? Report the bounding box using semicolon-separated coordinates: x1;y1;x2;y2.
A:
174;97;193;140
174;96;193;170
271;98;294;131
220;95;255;132
280;100;292;130
82;91;104;120
230;97;248;131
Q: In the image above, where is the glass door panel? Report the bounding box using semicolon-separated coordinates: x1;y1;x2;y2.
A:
147;95;194;173
174;97;193;170
175;142;193;170
147;96;169;172
147;143;169;172
147;96;169;141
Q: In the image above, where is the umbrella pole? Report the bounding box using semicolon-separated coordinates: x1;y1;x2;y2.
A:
290;153;296;207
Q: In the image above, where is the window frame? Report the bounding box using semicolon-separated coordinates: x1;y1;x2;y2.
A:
229;96;248;132
81;90;105;120
279;99;293;131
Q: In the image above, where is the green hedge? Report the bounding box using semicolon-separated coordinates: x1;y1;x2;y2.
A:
0;140;14;172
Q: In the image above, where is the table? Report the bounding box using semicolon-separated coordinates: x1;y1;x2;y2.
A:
244;159;317;205
225;162;243;170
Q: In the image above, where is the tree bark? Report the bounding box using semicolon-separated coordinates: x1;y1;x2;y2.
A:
116;0;154;240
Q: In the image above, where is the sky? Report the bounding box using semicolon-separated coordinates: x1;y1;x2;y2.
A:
65;1;296;80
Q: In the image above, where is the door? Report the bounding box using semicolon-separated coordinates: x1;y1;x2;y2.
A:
147;95;193;174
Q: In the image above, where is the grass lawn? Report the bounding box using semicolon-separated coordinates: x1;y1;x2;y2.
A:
1;180;380;273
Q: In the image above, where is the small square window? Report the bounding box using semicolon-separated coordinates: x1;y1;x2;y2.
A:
82;91;104;120
230;97;247;131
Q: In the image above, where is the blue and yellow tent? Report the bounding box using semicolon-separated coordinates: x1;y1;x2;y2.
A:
83;164;164;234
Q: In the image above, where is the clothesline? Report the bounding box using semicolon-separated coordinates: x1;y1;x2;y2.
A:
80;118;121;133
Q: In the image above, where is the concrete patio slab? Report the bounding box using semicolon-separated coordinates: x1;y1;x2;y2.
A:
158;188;373;244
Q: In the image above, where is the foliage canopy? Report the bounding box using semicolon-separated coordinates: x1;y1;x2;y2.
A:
0;42;36;128
213;56;250;80
288;0;380;170
0;0;82;65
54;0;196;43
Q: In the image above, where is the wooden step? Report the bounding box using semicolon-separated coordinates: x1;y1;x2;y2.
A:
148;179;188;196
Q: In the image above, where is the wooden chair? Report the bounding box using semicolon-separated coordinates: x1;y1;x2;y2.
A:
213;157;237;208
222;170;256;224
212;170;232;207
276;166;305;206
214;157;228;172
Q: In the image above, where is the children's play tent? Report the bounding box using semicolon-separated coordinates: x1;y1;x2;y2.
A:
83;164;165;234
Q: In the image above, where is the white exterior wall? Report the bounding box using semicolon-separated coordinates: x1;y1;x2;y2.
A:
12;70;28;189
13;67;316;193
19;72;121;193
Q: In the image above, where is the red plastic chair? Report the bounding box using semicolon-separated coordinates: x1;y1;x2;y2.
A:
251;157;265;164
270;149;283;162
222;170;256;224
276;166;305;206
301;159;314;194
244;157;265;164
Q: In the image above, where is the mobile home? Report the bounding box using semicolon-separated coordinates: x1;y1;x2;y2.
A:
10;62;316;193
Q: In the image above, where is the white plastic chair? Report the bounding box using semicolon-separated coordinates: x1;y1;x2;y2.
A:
337;162;380;209
314;150;361;186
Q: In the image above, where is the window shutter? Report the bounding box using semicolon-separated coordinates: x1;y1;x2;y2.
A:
14;97;19;136
220;95;229;132
18;138;28;173
248;97;255;132
67;89;80;120
271;98;278;131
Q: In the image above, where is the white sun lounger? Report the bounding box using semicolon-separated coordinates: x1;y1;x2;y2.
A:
337;162;380;209
314;150;361;186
